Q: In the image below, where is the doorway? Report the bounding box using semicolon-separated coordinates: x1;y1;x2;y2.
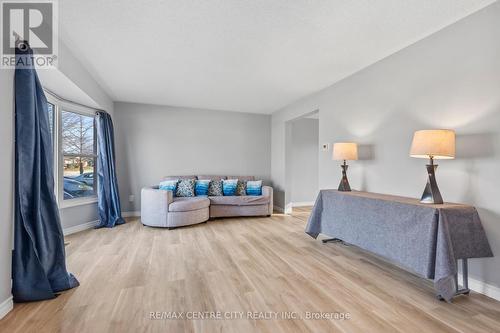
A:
284;111;319;214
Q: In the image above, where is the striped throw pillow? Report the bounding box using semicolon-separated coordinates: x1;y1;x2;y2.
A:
222;179;238;196
195;179;211;196
159;180;178;193
246;180;262;196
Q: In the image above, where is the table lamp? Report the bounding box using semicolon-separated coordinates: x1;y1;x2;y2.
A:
332;142;358;191
410;129;455;204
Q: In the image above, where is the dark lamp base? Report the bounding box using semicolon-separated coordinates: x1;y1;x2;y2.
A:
420;163;443;204
338;163;351;192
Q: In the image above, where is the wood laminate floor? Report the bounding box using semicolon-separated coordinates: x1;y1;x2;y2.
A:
1;209;500;333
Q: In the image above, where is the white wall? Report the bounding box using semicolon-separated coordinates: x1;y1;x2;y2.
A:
0;69;14;317
114;102;271;212
56;41;114;113
290;118;319;204
271;3;500;289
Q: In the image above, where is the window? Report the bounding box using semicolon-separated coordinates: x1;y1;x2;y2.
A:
45;92;98;207
61;110;97;200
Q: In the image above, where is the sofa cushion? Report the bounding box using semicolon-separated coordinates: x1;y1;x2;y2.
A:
169;197;210;212
208;195;270;206
176;179;196;197
227;176;255;182
207;179;223;196
164;175;197;181
197;175;227;180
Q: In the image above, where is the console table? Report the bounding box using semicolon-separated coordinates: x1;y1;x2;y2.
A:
305;190;493;302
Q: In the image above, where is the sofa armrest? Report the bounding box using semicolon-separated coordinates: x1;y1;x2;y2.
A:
141;187;174;227
262;186;273;216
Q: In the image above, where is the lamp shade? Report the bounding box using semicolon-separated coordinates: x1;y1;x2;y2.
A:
332;142;358;161
410;129;455;159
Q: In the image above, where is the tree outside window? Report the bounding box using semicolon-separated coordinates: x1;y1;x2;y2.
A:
61;110;96;200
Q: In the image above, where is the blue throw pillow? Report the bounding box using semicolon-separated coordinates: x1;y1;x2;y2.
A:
159;180;178;193
246;180;262;196
195;179;211;196
222;179;238;196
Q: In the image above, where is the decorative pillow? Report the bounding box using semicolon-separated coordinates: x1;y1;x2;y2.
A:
195;179;211;196
236;180;247;196
208;179;223;196
246;180;263;196
159;180;178;193
176;179;196;197
222;179;238;196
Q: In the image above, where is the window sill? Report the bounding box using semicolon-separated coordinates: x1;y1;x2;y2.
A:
59;197;98;209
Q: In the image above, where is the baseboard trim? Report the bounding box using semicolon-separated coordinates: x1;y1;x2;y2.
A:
122;211;140;217
291;201;315;207
458;273;500;301
0;296;13;320
63;220;98;236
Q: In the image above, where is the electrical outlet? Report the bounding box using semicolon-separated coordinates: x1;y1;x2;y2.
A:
321;143;330;151
129;195;135;202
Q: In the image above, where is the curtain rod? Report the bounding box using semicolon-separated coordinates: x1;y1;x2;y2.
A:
43;88;106;113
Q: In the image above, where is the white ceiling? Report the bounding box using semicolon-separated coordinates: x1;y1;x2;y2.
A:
59;0;496;114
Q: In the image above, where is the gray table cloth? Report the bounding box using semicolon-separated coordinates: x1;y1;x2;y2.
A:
306;190;493;301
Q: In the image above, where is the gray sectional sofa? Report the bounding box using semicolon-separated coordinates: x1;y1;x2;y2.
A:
141;175;273;228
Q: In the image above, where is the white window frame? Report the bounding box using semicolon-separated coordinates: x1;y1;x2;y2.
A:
45;92;98;208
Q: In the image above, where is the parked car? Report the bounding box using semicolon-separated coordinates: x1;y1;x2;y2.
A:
71;172;95;186
63;177;94;199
